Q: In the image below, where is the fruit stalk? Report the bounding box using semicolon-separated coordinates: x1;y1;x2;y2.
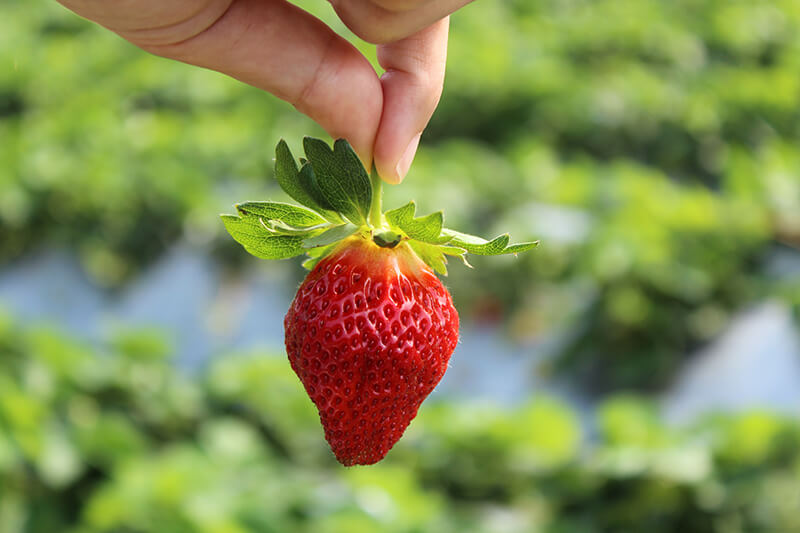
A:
369;166;383;230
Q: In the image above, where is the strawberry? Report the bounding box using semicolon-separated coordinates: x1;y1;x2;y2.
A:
222;137;537;465
285;235;459;465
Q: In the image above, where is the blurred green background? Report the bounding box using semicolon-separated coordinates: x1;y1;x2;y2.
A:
2;0;800;531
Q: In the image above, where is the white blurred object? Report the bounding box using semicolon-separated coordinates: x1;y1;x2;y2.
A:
663;302;800;423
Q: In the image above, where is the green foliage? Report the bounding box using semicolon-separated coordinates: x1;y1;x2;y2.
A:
3;1;800;386
5;2;800;528
385;202;448;245
442;229;539;256
222;138;537;274
384;202;539;257
235;202;329;229
2;320;800;533
220;215;308;260
274;140;342;223
301;138;372;226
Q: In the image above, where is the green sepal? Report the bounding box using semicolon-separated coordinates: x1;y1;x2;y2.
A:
302;242;338;270
441;245;472;268
385;201;451;245
303;137;371;226
274;140;342;223
221;215;307;260
297;162;340;220
505;242;541;254
235;201;328;228
441;229;540;256
302;224;359;249
265;219;329;236
408;241;451;276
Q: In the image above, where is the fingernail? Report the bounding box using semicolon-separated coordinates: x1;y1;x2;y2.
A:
396;133;422;182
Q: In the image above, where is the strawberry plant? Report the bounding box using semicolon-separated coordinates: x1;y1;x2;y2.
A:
221;137;538;465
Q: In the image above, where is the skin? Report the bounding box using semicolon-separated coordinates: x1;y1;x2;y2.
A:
55;0;474;183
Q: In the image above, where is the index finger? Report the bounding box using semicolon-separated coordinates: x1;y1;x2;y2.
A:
330;0;473;43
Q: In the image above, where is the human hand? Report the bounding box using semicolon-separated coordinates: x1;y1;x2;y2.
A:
56;0;473;182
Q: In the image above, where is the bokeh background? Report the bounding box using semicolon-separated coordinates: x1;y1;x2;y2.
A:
2;1;800;531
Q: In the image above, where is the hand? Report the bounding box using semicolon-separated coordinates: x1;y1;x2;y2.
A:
56;0;473;182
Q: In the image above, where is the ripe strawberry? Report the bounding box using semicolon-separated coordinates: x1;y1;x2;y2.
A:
284;235;459;465
222;137;537;465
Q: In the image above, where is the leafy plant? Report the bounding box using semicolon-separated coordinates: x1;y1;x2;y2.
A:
2;317;800;532
221;138;537;274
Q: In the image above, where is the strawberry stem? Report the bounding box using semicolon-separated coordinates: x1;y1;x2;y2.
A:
369;167;383;229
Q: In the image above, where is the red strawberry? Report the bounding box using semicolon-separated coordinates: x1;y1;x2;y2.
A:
284;235;459;465
222;137;537;465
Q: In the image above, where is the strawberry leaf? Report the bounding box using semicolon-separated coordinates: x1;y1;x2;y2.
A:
408;241;449;276
303;224;359;249
298;162;340;215
274;140;341;223
221;215;307;260
262;219;329;236
235;201;328;228
504;242;541;254
303;137;371;226
302;242;338;270
440;245;472;268
442;229;539;256
385;202;450;245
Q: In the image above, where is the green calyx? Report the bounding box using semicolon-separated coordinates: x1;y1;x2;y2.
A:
221;137;539;275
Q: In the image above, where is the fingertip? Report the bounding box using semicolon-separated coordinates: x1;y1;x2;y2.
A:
383;175;403;185
374;160;402;184
356;151;375;177
395;132;422;182
375;131;420;184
